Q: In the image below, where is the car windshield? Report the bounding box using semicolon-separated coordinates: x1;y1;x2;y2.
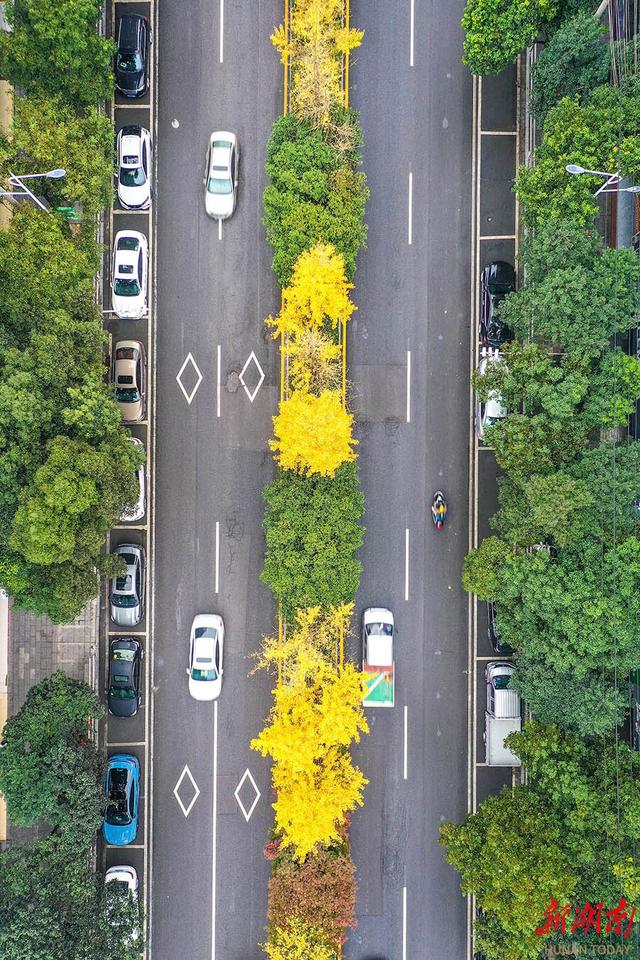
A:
110;685;136;698
366;622;393;637
120;165;146;187
115;387;140;402
113;649;136;662
114;278;141;297
192;666;218;682
117;53;143;72
207;177;232;195
494;675;511;690
112;594;138;608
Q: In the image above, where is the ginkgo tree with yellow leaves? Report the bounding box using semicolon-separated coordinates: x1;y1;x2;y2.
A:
271;0;363;126
271;390;356;477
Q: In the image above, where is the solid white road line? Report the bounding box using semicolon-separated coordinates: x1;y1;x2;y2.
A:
404;528;410;601
480;129;517;136
409;0;414;66
406;350;411;423
479;234;516;241
211;700;219;960
219;0;224;63
407;172;413;246
107;740;148;747
403;705;408;780
215;521;220;594
217;344;221;418
402;886;408;960
218;218;222;241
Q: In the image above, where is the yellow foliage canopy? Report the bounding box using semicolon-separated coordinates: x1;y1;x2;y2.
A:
271;0;363;126
264;917;334;960
267;243;356;340
251;662;369;859
286;328;341;396
270;390;357;478
253;603;353;684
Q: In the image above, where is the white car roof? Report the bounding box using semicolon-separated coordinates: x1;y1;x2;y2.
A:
366;634;393;667
120;135;141;164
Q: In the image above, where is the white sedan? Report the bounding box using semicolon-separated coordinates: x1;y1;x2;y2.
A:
187;614;224;701
116;125;152;210
111;230;148;319
203;131;238;220
105;865;139;941
120;436;146;523
475;349;507;441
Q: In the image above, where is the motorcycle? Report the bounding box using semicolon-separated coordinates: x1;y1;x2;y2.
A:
431;491;447;530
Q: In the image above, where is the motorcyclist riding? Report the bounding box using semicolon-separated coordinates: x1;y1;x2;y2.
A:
431;491;447;530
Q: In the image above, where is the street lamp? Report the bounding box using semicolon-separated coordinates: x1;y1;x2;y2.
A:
564;163;632;196
0;168;66;212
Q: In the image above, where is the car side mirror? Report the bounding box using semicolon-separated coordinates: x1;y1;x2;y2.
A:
185;667;190;676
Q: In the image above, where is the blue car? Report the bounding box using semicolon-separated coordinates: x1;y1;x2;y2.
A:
102;754;140;846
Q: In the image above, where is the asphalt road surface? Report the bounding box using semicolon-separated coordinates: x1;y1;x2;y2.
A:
148;3;497;959
150;2;281;958
346;3;472;958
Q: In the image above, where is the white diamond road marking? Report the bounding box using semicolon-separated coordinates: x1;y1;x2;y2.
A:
234;768;261;822
238;351;265;403
176;352;203;405
173;764;200;817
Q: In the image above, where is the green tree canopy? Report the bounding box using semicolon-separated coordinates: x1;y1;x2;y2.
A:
516;81;640;224
461;0;559;76
263;112;368;285
262;462;365;618
495;538;640;676
531;13;611;122
0;672;103;833
4;94;114;215
0;0;114;108
440;786;576;958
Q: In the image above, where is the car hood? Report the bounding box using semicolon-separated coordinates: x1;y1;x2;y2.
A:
103;818;137;845
189;676;222;701
205;190;234;220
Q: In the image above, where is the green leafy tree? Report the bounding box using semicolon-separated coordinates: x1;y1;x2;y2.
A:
0;553;117;624
0;672;103;832
515;81;640;224
0;208;97;349
263;112;368;285
440;786;577;959
0;0;115;108
512;653;626;735
567;440;640;543
461;536;512;599
584;349;640;428
0;832;141;960
491;472;593;548
262;462;365;618
531;13;611;122
461;0;559;76
508;722;640;904
495;538;640;676
499;246;638;356
5;94;114;215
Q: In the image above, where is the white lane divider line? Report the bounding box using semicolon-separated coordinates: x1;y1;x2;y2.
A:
215;521;220;594
409;0;414;66
211;700;218;960
404;528;410;601
403;705;408;780
403;886;408;960
218;217;222;241
216;344;221;418
406;350;411;423
219;0;224;63
408;171;413;246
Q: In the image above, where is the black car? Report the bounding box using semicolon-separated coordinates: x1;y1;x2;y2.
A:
487;601;514;656
480;261;515;348
107;637;142;717
115;15;150;98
